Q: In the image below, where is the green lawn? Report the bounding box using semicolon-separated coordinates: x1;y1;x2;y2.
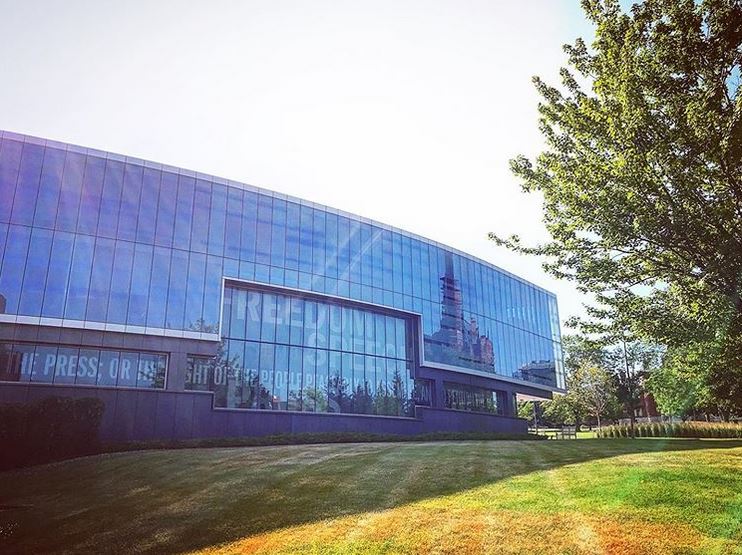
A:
1;439;741;554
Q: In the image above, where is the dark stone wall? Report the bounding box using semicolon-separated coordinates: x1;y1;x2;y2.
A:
0;382;527;442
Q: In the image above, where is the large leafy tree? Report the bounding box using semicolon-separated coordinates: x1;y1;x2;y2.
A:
570;363;618;428
492;0;742;413
647;344;715;419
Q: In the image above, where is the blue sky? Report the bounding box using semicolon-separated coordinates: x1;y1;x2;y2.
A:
0;1;601;327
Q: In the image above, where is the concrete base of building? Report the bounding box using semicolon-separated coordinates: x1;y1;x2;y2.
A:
0;383;528;443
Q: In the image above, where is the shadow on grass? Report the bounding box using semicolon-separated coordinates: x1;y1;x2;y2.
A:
0;438;740;554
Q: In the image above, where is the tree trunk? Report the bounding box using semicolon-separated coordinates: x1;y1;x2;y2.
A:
623;339;636;439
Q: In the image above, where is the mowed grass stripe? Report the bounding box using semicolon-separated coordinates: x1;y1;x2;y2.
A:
0;439;740;554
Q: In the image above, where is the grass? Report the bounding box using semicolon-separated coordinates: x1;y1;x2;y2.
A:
1;439;741;554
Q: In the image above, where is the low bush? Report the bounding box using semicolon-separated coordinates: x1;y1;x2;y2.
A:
0;397;105;470
596;421;742;439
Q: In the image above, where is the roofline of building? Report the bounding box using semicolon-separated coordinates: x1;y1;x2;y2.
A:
1;128;558;298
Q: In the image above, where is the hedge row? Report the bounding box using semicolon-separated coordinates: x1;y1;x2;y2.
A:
0;396;105;470
104;430;547;453
597;421;742;438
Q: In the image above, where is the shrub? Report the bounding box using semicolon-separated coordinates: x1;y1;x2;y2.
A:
598;421;742;439
0;397;104;470
103;430;546;453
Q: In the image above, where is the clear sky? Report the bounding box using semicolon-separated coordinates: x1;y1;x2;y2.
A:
0;0;597;327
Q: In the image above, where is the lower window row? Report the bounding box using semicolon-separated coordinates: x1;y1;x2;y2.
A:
444;382;506;415
186;341;420;417
0;342;167;389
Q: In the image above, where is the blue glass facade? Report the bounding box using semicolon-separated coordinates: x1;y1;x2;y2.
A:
184;286;415;416
0;130;564;424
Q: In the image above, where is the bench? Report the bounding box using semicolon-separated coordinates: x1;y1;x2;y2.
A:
557;426;577;439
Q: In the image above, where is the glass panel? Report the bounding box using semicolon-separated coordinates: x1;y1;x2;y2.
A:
289;296;304;346
258;342;275;409
30;344;56;383
242;341;260;409
127;243;153;326
137;352;166;389
0;139;23;222
352;354;370;414
327;350;346;413
107;240;134;324
255;195;272;265
241;191;257;263
228;288;246;339
0;342;13;381
86;237;115;322
270;199;286;268
19;227;53;316
285;202;300;271
76;348;100;385
165;249;188;329
316;302;329;350
328;304;342;351
117;163;143;241
0;225;31;314
314;349;329;412
65;235;94;320
303;300;317;347
117;351;140;387
5;343;34;382
224;187;242;259
96;160;124;239
136;168;160;244
261;293;276;342
56;151;85;232
173;175;195;250
246;291;262;341
42;231;74;318
207;184;227;256
288;345;303;411
189;180;211;253
34;146;66;229
97;350;120;387
185;355;211;392
147;246;171;328
275;294;290;344
11;143;44;227
53;346;79;384
301;347;317;412
273;344;289;410
202;256;222;332
341;306;352;351
184;252;206;332
155;172;178;247
215;343;234;407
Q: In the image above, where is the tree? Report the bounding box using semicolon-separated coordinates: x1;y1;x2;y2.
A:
562;334;608;374
570;363;617;429
610;338;661;434
517;400;546;427
543;393;583;427
491;0;742;415
647;343;719;419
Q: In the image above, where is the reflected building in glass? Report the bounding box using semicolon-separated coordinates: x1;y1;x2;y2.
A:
0;130;564;441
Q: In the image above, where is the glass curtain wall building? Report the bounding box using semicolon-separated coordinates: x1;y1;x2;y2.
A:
0;131;564;440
